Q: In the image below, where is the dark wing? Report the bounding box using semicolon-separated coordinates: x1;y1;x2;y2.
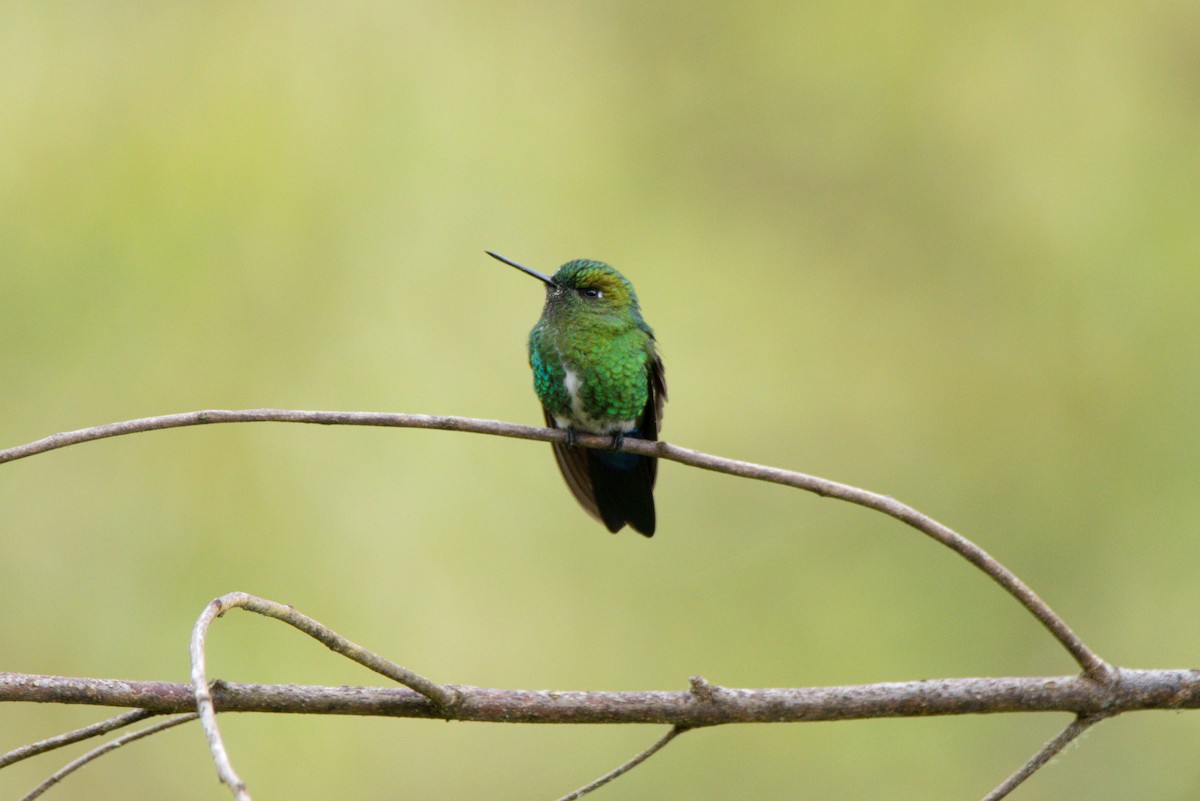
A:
642;353;666;488
545;408;603;523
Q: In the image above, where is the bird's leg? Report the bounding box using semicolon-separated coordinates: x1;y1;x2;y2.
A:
564;426;578;448
609;431;625;451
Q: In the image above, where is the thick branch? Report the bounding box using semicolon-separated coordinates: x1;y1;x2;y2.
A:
3;670;1196;723
0;409;1109;678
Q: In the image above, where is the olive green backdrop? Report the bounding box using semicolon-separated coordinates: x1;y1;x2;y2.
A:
3;3;1198;799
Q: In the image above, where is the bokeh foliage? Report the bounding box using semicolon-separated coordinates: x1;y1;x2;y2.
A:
3;3;1199;799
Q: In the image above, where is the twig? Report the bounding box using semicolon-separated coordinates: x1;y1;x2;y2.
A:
190;592;459;800
980;714;1104;801
0;709;156;768
18;714;196;801
0;409;1111;679
192;596;252;800
555;726;689;801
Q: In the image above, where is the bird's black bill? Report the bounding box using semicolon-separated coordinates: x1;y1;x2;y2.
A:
486;250;557;287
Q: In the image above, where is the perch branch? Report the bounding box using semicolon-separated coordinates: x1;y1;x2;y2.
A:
0;409;1111;679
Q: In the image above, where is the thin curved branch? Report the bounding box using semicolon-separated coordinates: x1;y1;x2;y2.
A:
0;409;1111;679
555;726;690;801
191;593;457;708
0;410;556;464
0;709;156;768
980;714;1105;801
18;714;196;801
190;593;460;801
191;599;252;801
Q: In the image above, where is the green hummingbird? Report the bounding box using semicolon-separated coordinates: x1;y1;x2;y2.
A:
488;251;666;537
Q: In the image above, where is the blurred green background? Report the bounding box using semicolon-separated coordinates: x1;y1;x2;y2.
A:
3;3;1199;799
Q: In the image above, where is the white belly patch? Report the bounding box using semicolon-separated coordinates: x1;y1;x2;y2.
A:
555;368;637;434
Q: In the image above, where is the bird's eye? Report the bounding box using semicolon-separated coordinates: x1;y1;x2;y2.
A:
580;288;603;299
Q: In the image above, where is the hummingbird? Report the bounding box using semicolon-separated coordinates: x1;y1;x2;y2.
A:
488;251;666;537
